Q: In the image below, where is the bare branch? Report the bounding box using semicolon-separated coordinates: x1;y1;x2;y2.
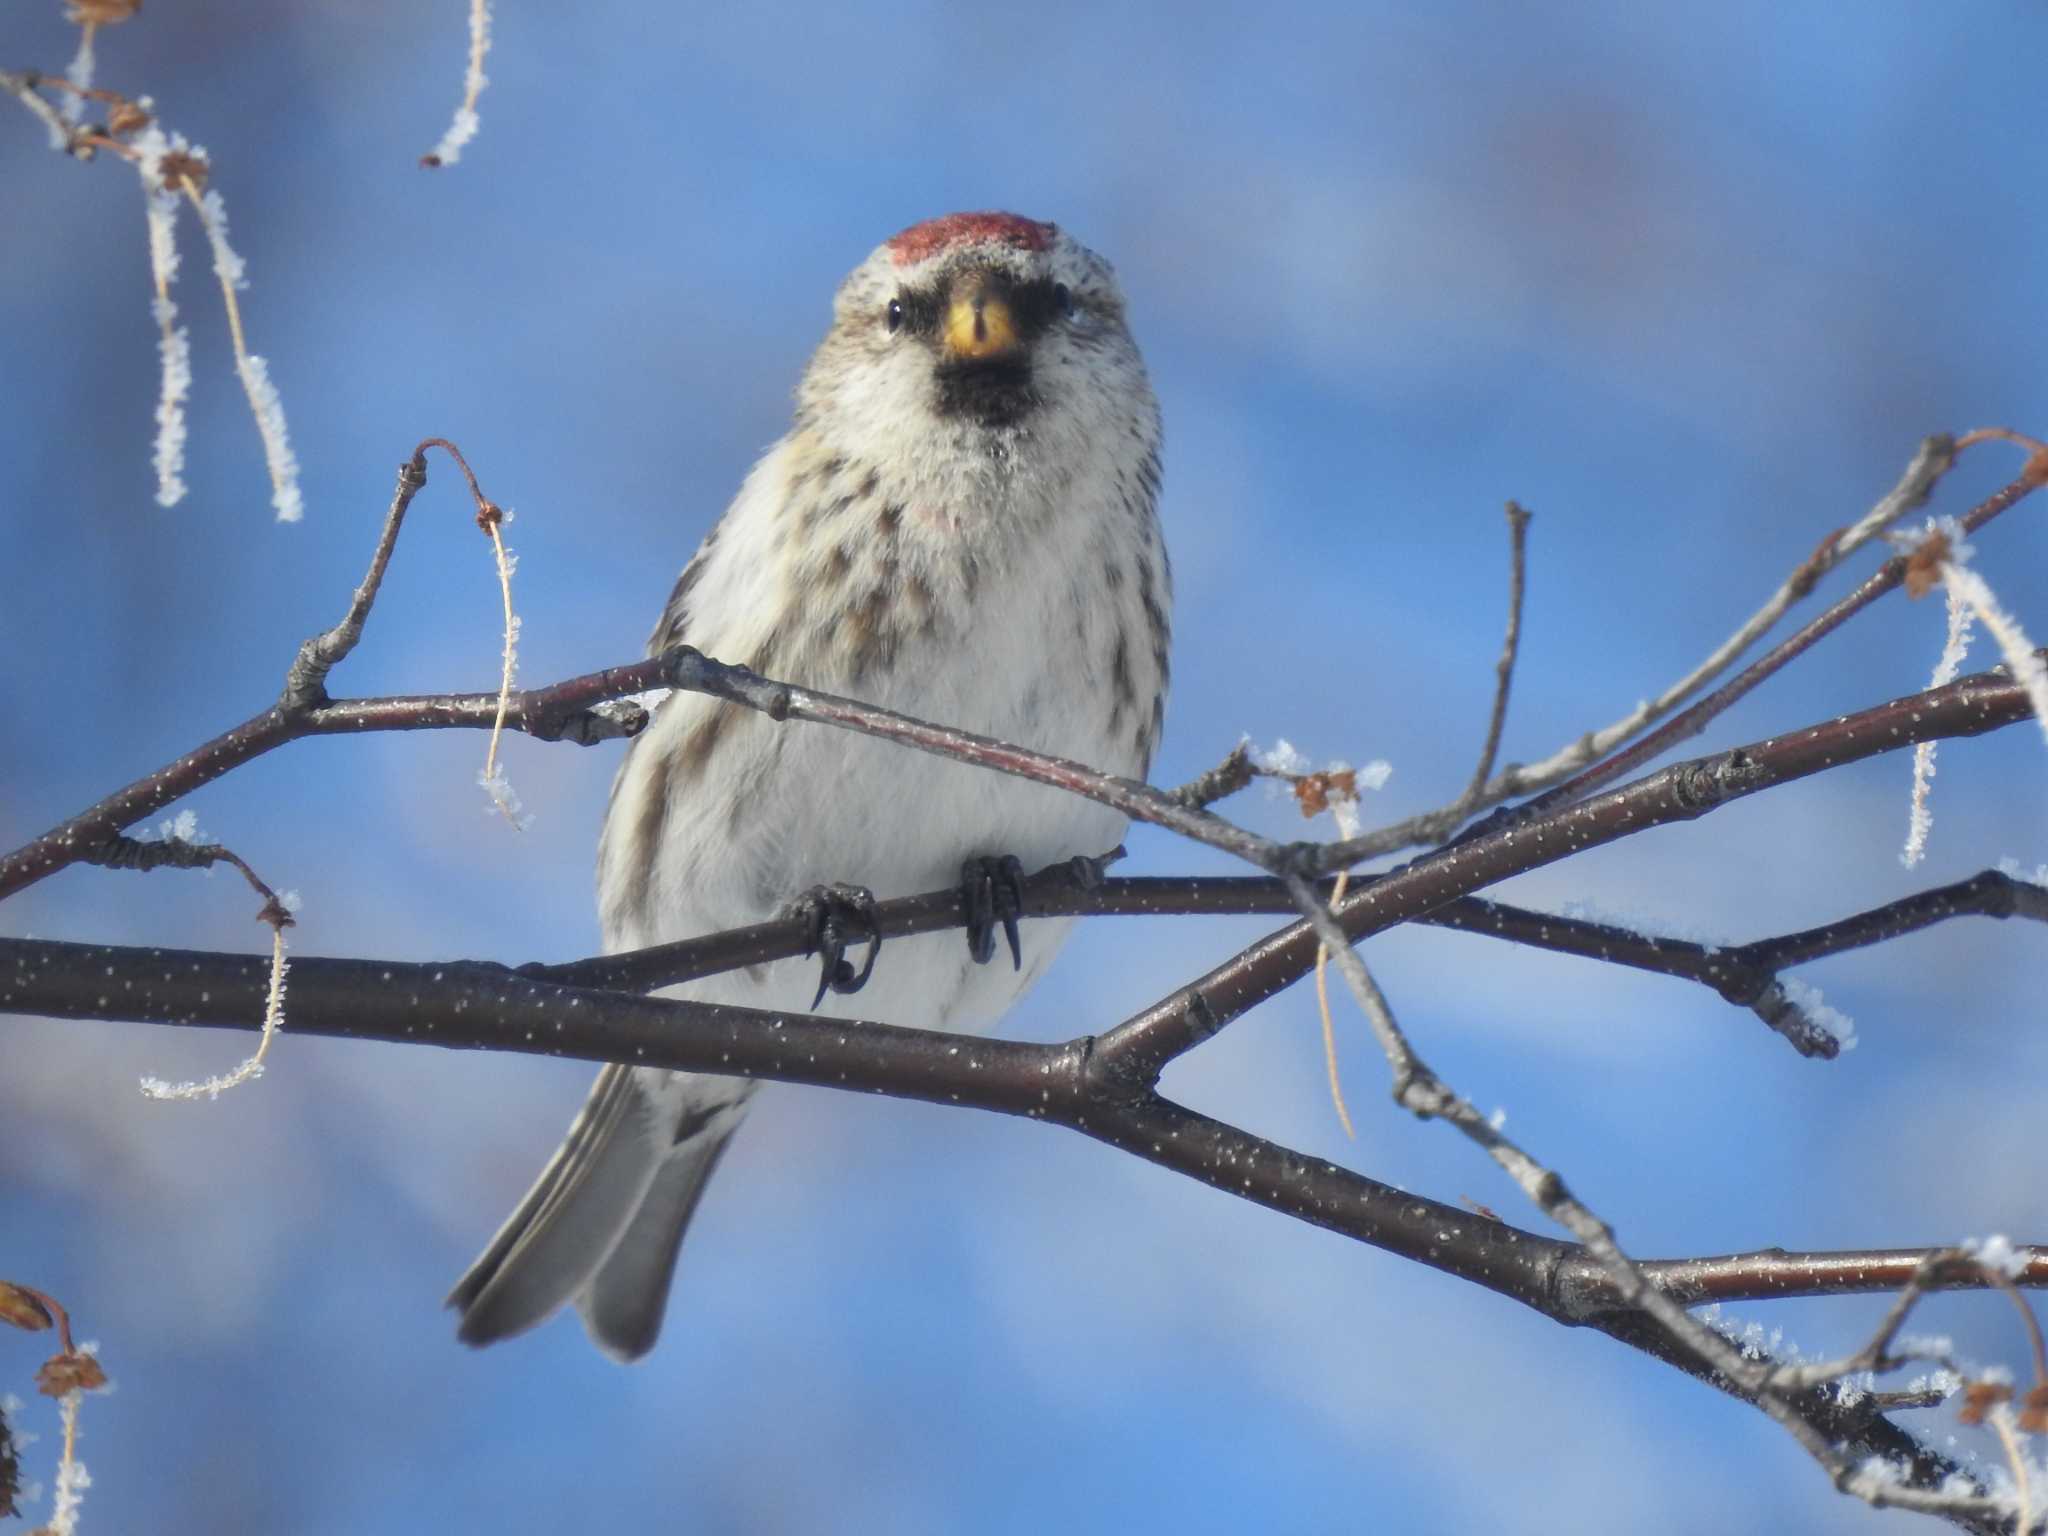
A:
0;443;652;902
9;932;2044;1324
1094;658;2044;1084
280;453;428;708
1166;741;1255;809
7;929;2025;1525
0;68;86;153
1515;442;2048;818
1458;498;1531;808
1298;438;2048;876
1438;869;2048;1058
1497;434;1957;796
1281;876;2017;1527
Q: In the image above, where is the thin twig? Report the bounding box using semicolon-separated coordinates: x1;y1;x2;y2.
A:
1458;499;1531;809
73;823;298;1098
9;619;2042;1043
11;432;2032;913
0;442;647;900
1985;1264;2048;1395
654;645;1286;868
1904;577;1977;867
1309;438;2047;872
283;453;428;706
0;68;84;153
1956;426;2048;458
1515;444;2048;820
1090;659;2044;1079
1761;1251;1975;1392
464;472;529;830
1988;1408;2033;1536
176;178;302;522
9;1286;75;1356
1437;869;2048;1058
80;826;288;917
1167;741;1255;809
1313;865;1357;1138
1277;875;1999;1523
1496;435;1957;796
139;919;290;1101
1300;504;1527;1133
521;864;2045;1034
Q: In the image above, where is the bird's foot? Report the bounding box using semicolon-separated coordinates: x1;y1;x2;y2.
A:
784;882;881;1009
960;854;1026;970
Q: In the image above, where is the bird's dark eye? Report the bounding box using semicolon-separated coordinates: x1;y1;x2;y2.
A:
886;298;904;334
1052;283;1074;318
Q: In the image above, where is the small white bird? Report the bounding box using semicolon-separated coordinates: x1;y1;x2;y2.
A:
449;213;1171;1359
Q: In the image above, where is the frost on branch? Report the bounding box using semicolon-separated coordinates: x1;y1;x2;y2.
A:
232;352;304;523
476;502;532;830
1777;976;1857;1053
134;123;191;507
139;888;297;1102
1996;857;2048;889
149;298;191;506
189;183;304;522
1;1281;110;1536
56;20;96;137
1248;736;1393;840
140;807;206;846
420;0;494;167
1898;516;2048;867
44;1391;90;1536
1246;736;1395;1134
1901;577;1974;868
131;120;305;522
1963;1234;2030;1282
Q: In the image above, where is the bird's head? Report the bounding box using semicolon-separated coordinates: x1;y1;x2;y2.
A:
800;213;1154;474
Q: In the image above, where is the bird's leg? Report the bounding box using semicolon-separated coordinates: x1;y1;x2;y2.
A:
784;882;882;1009
959;854;1026;970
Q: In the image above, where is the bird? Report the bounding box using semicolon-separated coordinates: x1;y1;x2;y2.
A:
448;212;1170;1360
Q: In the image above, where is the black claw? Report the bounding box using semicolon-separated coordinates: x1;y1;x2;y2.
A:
961;855;1026;971
784;882;880;1009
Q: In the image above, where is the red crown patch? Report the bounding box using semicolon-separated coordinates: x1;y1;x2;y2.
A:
887;211;1055;266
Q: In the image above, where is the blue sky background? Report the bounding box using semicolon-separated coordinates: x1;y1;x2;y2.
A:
4;3;2047;1531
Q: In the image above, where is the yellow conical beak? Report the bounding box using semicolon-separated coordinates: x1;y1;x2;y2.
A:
943;289;1019;361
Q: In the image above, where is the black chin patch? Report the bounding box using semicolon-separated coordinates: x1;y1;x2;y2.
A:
933;357;1038;427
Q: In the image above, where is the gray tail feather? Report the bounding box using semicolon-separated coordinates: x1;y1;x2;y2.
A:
448;1063;660;1346
448;1064;753;1358
576;1125;741;1361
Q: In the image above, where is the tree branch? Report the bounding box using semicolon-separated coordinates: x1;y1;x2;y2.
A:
1307;440;2045;867
1093;659;2042;1079
1516;441;2048;817
7;425;2045;1528
5;930;2032;1527
6;934;2041;1316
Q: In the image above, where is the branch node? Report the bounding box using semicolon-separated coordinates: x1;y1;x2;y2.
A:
547;698;650;746
1748;982;1843;1060
1675;750;1761;812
